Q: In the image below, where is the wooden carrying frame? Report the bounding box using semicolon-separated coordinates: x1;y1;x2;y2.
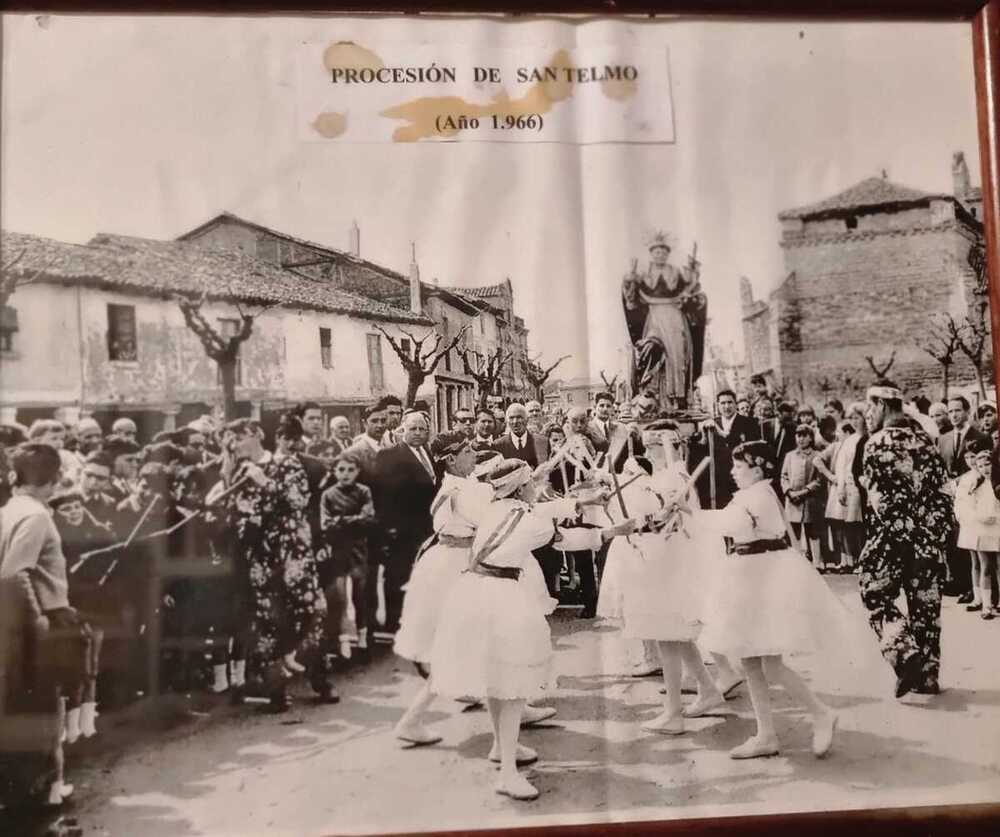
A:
3;2;1000;835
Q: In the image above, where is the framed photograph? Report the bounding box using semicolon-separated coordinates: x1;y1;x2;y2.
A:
1;3;999;837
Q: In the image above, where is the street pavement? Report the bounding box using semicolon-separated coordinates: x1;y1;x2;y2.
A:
48;577;1000;835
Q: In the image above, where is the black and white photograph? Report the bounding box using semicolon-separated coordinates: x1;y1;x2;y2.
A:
1;11;1000;837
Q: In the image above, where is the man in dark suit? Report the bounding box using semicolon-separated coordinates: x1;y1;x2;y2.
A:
762;401;798;499
689;388;761;509
493;403;548;466
938;395;988;601
374;410;437;636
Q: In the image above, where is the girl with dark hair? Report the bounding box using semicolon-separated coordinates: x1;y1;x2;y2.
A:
687;441;844;760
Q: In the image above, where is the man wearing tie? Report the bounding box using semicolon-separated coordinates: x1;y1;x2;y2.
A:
374;411;438;636
492;403;549;465
761;401;797;498
688;389;761;509
328;415;353;455
938;395;987;601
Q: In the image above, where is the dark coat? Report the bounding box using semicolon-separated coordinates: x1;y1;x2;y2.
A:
492;432;549;468
374;442;437;543
688;414;761;509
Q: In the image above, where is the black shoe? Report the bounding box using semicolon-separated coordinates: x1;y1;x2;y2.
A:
895;654;924;699
957;593;974;604
913;682;940;695
314;687;340;705
966;602;983;612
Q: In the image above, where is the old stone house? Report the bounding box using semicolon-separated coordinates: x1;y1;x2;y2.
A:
178;213;531;423
741;152;988;404
0;230;434;438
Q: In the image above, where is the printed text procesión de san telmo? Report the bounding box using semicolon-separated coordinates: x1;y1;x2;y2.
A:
328;64;640;85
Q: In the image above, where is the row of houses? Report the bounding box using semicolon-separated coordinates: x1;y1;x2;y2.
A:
0;214;532;438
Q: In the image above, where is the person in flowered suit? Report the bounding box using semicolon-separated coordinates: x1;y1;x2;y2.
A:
860;381;951;698
215;415;326;711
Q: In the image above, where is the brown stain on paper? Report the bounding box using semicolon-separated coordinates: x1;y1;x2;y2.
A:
312;111;348;138
323;41;384;73
377;49;636;142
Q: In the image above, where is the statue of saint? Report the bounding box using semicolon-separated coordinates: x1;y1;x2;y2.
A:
622;231;707;407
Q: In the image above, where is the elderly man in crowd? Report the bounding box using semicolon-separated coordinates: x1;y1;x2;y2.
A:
75;418;104;457
493;403;549;466
329;415;353;455
525;400;545;434
111;418;138;444
928;402;953;436
374;411;437;637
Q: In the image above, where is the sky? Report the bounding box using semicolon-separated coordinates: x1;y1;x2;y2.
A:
1;14;981;382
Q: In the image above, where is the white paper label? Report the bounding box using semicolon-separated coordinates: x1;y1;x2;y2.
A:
297;41;674;144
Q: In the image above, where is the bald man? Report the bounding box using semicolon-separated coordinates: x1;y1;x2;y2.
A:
493;403;549;466
374;411;438;636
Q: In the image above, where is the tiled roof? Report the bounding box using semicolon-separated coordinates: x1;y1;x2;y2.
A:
778;177;951;220
442;282;508;299
0;230;432;325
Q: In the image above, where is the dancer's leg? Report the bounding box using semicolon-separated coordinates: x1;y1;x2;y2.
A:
764;655;837;756
493;699;537;799
395;680;441;744
711;652;743;694
644;642;684;732
678;642;725;716
731;656;779;758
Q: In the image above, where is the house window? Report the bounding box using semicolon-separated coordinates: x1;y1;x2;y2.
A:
367;333;384;393
0;305;18;353
107;303;138;362
319;327;332;369
217;318;244;385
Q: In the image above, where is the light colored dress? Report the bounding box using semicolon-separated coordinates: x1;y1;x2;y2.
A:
429;498;574;700
955;470;1000;552
394;474;493;665
832;433;864;523
697;479;851;659
621;461;709;641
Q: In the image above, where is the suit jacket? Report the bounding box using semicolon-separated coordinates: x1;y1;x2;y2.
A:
688;414;761;509
938;424;988;477
330;436;352;455
374;442;437;542
344;436;383;487
588;419;645;472
492;432;549;468
297;452;329;543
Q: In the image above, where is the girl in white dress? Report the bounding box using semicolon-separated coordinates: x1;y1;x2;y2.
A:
393;431;491;745
685;441;839;759
430;458;631;801
623;421;739;734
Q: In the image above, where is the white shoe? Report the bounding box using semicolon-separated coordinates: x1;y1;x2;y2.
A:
521;705;557;726
282;653;305;673
729;735;780;759
642;712;685;735
211;664;229;694
339;638;353;660
683;692;726;718
230;660;246;688
494;773;539;801
46;782;74;806
395;726;442;747
812;712;838;758
489;743;538;766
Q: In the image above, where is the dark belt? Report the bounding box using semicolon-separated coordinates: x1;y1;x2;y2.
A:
438;534;474;548
469;561;522;581
728;535;791;556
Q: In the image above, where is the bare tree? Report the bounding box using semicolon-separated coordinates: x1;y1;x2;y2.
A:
864;350;897;381
459;345;515;407
599;369;620;392
176;293;279;421
520;353;570;402
917;314;962;401
375;323;470;407
1;249;55;309
950;305;991;400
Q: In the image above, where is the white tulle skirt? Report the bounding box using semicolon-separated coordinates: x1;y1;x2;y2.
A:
429;568;554;700
621;530;712;641
698;545;851;659
394;542;470;664
596;537;640;620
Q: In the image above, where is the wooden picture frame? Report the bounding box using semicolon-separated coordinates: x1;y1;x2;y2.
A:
1;3;998;836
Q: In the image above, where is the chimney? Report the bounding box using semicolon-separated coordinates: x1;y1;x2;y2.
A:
409;242;422;315
348;220;360;257
952;151;971;198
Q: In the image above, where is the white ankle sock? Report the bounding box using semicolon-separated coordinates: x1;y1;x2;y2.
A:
231;660;246;687
65;707;81;744
211;664;229;693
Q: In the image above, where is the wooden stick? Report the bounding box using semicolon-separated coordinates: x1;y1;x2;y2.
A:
96;495;161;586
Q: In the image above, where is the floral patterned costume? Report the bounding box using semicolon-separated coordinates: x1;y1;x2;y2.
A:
227;453;325;672
860;423;951;690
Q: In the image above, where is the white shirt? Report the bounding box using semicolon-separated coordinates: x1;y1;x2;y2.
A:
719;414;736;436
408;444;434;477
356;433;382;454
510;432;529;451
